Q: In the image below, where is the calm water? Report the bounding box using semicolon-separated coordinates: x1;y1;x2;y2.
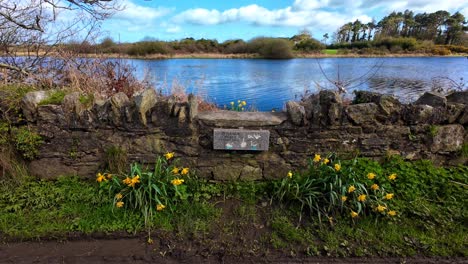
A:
127;57;467;111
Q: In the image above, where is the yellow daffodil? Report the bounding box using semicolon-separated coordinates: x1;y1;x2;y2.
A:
376;205;387;212
334;163;341;172
106;173;112;179
238;100;241;103
287;171;293;178
164;152;175;160
371;183;379;190
341;196;347;202
385;193;394;200
241;107;245;111
156;204;166;211
350;211;358;218
388;173;397;181
116;201;124;208
348;185;356;193
181;168;189;175
367;172;376;180
128;175;140;187
123;177;132;185
388;210;397;216
358;194;367;202
313;154;321;163
96;173;106;183
115;193;123;200
171;178;184;186
242;101;247;106
323;158;330;165
172;167;180;174
230;101;234;105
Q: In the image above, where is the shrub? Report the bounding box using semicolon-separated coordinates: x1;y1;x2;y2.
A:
431;46;452;55
11;126;43;160
127;41;170;56
248;38;294;59
295;39;325;52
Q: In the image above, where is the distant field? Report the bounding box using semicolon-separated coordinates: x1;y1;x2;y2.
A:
323;49;338;55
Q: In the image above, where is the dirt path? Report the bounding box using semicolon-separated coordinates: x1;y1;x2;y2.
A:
1;238;467;264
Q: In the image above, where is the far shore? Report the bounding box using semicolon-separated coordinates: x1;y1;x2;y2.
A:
11;51;466;60
80;52;467;60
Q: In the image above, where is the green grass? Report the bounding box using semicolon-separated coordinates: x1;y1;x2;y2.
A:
323;49;338;55
0;157;466;257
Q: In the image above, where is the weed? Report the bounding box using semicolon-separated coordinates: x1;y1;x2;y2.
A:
79;94;94;108
428;125;439;137
11;126;43;160
460;143;468;158
104;145;127;174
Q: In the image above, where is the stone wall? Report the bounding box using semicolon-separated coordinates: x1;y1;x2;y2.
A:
3;89;467;180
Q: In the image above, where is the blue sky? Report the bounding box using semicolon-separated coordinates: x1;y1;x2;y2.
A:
99;0;468;43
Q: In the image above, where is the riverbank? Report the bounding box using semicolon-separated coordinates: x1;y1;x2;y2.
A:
11;51;466;60
78;52;467;60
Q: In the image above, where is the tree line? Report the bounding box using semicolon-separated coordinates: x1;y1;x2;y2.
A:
64;31;326;59
334;10;467;45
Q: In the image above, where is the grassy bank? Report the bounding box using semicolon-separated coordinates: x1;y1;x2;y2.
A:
0;155;466;257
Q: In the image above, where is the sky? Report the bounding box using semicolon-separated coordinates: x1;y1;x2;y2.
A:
99;0;468;43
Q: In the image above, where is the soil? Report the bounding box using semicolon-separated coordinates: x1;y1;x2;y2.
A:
1;238;467;264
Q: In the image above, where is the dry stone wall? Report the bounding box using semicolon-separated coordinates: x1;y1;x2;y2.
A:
3;89;467;180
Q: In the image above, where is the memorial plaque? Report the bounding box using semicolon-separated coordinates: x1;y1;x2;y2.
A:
213;128;270;151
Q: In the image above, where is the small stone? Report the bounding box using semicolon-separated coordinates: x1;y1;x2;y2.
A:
430;124;464;153
414;92;447;108
239;165;262;181
345;103;380;125
188;94;198;122
446;91;468;105
134;89;158;126
178;106;187;123
286;101;305;126
21;90;51;122
110;92;130;126
62;92;83;115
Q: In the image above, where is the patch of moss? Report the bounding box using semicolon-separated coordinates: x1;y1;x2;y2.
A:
38;90;66;105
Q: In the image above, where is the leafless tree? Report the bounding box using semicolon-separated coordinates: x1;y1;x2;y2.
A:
0;0;120;80
315;59;385;94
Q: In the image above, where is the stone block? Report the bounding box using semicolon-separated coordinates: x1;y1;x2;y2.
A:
446;91;468;105
286;101;305;126
134;89;158;126
414;92;447;108
345;103;380;125
430;124;464;153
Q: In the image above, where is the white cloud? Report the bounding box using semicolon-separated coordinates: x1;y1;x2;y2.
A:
113;0;173;21
171;0;467;36
173;3;370;33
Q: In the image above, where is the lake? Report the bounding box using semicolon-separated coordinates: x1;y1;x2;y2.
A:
127;57;467;111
